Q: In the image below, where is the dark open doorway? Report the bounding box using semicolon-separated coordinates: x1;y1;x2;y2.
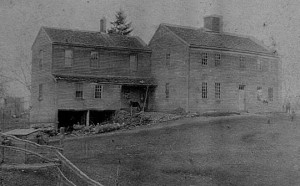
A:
58;110;86;130
90;110;115;125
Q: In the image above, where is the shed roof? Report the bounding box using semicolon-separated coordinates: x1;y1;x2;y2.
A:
161;24;275;56
54;74;156;86
41;27;149;51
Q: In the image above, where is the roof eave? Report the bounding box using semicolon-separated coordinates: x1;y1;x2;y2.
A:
52;42;152;53
189;44;278;58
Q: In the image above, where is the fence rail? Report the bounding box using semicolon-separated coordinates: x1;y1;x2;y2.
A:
0;133;105;186
56;151;104;186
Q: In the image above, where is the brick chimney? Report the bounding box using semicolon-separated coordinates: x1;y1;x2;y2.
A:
204;15;223;33
100;17;106;33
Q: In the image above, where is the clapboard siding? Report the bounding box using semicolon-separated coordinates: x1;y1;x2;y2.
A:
149;25;281;113
188;48;280;113
56;81;122;110
149;26;189;112
52;45;151;77
30;29;56;124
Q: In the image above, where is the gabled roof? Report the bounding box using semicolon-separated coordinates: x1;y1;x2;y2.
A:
53;74;156;86
161;24;275;56
41;27;150;51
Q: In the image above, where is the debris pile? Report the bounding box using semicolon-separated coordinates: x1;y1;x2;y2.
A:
51;110;185;138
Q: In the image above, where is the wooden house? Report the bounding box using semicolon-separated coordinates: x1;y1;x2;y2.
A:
149;15;281;113
30;19;155;129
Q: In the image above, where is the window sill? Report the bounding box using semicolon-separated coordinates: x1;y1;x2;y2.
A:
75;98;84;100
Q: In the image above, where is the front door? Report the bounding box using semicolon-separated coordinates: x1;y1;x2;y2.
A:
238;85;246;111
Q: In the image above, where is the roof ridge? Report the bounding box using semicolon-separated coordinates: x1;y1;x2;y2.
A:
42;26;102;34
160;23;200;31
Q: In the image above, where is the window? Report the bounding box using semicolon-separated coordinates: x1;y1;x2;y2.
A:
90;51;99;68
257;59;262;71
215;53;221;66
257;86;262;101
166;52;171;67
202;82;208;99
65;49;73;67
202;53;208;65
215;83;221;99
239;85;245;90
94;84;103;99
239;56;245;69
38;84;43;101
268;87;273;101
39;50;43;70
165;83;169;98
130;54;138;71
75;83;83;99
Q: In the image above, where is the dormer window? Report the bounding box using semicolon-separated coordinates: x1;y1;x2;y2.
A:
90;51;99;68
65;49;73;67
130;54;138;72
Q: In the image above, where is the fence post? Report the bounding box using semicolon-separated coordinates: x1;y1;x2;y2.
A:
59;127;65;152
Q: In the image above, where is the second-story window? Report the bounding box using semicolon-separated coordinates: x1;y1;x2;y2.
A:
94;84;103;99
239;56;245;69
202;53;208;65
75;83;83;99
39;50;43;70
215;53;221;66
130;54;138;72
90;51;99;68
65;49;73;67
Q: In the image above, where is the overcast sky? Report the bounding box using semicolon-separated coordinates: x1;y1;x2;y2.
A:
1;0;300;101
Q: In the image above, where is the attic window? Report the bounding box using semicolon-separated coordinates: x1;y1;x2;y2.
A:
65;49;73;67
166;51;171;67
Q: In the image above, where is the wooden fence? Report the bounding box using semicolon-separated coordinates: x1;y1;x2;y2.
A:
0;133;104;186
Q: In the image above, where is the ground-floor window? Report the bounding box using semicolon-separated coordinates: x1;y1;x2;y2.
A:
75;83;83;99
257;86;262;101
94;84;103;99
202;82;208;99
165;83;169;98
268;87;273;101
38;84;43;101
215;83;221;99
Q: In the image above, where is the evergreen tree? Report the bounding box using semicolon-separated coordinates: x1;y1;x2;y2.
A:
108;9;133;35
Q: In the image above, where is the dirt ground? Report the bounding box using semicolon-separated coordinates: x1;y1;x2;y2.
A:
62;112;300;186
0;168;57;186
